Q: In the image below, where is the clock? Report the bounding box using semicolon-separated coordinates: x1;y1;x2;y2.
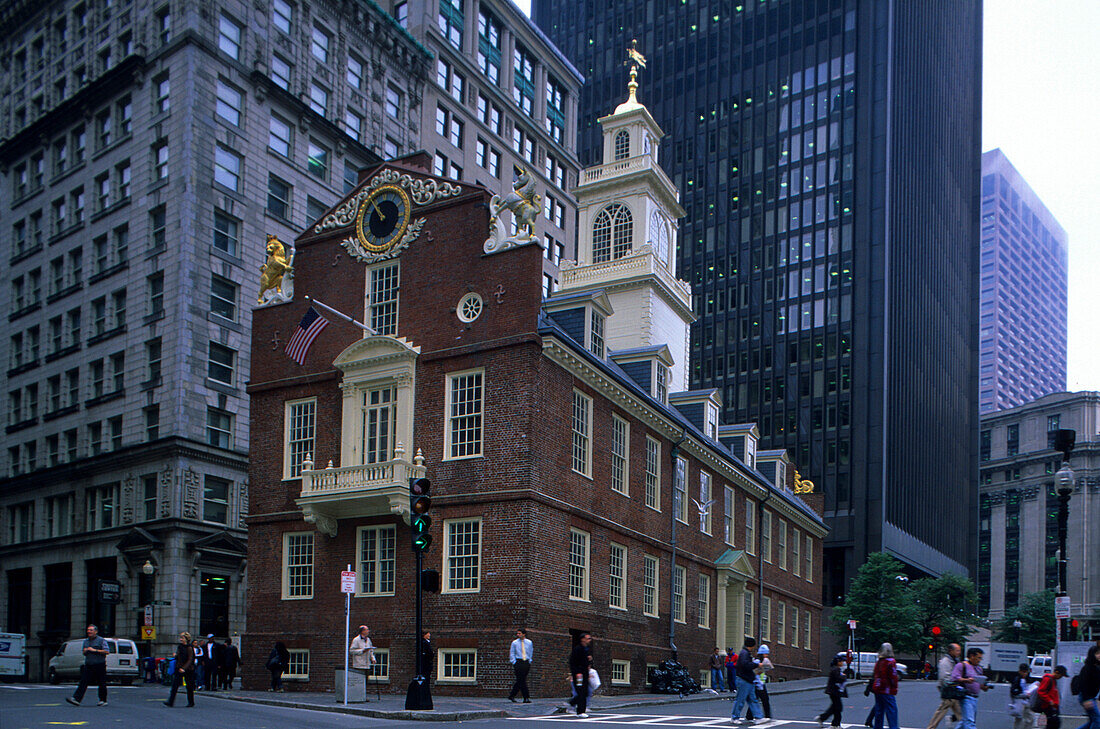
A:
355;184;412;253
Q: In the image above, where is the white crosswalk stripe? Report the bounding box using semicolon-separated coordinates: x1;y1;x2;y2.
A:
0;683;141;690
511;713;927;729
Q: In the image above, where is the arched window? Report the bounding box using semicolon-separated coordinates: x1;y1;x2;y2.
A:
613;130;630;161
650;210;669;264
593;203;633;262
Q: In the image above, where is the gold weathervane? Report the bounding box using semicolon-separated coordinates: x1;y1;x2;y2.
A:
623;39;647;105
793;470;815;495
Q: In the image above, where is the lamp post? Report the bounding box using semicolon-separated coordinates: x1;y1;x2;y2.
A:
1053;429;1076;643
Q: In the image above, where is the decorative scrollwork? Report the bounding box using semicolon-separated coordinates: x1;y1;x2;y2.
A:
314;170;462;233
341;218;425;264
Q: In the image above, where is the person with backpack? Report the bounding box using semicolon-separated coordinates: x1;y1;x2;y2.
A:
1009;663;1036;729
1036;665;1067;729
1074;645;1100;729
870;643;900;729
951;647;991;729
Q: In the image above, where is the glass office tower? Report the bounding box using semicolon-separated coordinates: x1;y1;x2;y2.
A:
534;0;982;600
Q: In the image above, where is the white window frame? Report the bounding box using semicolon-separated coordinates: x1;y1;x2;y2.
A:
791;527;801;577
673;456;687;524
699;471;713;534
437;648;477;683
371;648;390;681
571;390;592;477
761;510;772;563
698;573;710;628
285;649;309;679
443;517;481;593
745;499;756;555
790;603;800;648
356;525;396;596
760;596;771;641
282;531;314;599
805;534;813;581
777;519;787;570
803;610;812;651
367;262;400;336
611;659;630;685
610;414;629;495
723;486;734;545
776;601;786;644
645;436;661;511
283;398;317;479
608;542;627;610
568;527;590;601
743;590;754;639
672;564;686;624
643;554;659;617
444;369;484;460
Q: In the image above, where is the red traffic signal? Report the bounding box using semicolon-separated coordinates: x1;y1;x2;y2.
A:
931;626;942;636
1070;619;1079;628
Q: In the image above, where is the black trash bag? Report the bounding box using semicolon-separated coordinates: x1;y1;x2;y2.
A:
648;659;701;695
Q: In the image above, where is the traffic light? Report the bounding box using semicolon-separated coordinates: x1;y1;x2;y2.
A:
928;644;934;651
409;478;432;551
1069;619;1079;640
931;626;942;636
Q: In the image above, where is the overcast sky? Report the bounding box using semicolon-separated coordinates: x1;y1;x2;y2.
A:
514;0;1099;392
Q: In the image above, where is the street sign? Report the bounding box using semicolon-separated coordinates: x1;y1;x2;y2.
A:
144;606;153;626
847;619;858;630
140;626;156;640
341;571;356;594
98;579;122;604
1055;595;1071;619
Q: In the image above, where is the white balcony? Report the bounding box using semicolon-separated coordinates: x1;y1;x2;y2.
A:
295;450;426;537
577;154;676;193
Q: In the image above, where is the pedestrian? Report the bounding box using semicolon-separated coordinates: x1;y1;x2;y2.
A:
817;656;847;728
221;638;241;690
729;637;763;724
419;631;435;678
726;648;738;693
203;634;218;691
163;632;196;707
871;643;900;729
1009;663;1035;729
349;625;376;702
213;636;227;690
65;624;110;706
926;643;963;729
710;647;727;692
1036;665;1066;729
951;646;990;729
192;638;205;690
508;628;534;703
747;644;774;719
1076;646;1100;729
266;641;289;691
569;632;594;718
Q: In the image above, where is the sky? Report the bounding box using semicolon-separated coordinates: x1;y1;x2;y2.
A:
514;0;1099;392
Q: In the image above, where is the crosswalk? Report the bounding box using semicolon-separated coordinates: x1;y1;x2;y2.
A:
0;683;141;690
511;712;926;729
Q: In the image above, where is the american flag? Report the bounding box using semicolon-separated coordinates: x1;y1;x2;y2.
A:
284;307;329;364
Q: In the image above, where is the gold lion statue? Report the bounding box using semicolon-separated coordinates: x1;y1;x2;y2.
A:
258;234;294;303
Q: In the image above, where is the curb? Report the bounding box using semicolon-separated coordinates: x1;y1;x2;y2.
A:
201;692;509;721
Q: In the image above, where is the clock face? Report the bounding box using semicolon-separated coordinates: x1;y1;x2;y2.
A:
355;185;412;253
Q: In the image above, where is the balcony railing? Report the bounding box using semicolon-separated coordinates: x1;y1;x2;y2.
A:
300;456;425;497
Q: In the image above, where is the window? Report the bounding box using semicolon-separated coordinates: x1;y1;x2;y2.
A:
207;342;235;384
804;534;812;580
86;483;119;530
371;649;390;680
206;407;232;448
307;140;329;179
284;398;316;478
368;263;399;335
614;129;630;160
267;175;291;219
156;7;171;44
347;54;364;89
357;525;396;595
438;0;463;47
271;55;291;90
512;126;535;164
436;58;464;102
980;429;991;461
144;405;159;441
385;85;401;119
360;386;395;464
309;83;328;116
215;79;242;126
445;370;483;459
699;471;713;534
477;94;501;134
96;111;111;149
218;15;242;60
777;519;787;569
48;493;74;536
645;436;661;510
154;73;170;113
210;275;238;321
546;76;566;143
745;499;756;555
776;602;786;644
724;486;734;545
698;573;711;628
147;272;164;318
116;161;131;199
791;527;801;577
674;456;687;523
286;650;309;679
760;596;771;640
213;210;239;256
438;649;477;683
214;147;241;191
610;414;629;494
268;115;292;157
1007;423;1019;456
512;45;534;115
477;9;501;84
1047;415;1061;449
344;110;362;142
593;203;633;262
643;554;659;616
590;310;605;357
272;0;292;33
672;564;686;623
608;543;626;610
311;25;330;63
655;364;669;404
611;660;630;685
761;510;772;562
803;610;812;650
203;475;230;524
343;162;359;193
282;532;314;599
8;503;34;543
444;518;481;592
150;205;166;249
569;528;590;601
571;390;592;476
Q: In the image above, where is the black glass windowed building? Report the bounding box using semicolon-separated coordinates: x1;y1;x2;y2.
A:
534;0;981;601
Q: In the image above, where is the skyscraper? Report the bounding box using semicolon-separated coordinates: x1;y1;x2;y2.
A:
979;149;1068;414
534;0;982;598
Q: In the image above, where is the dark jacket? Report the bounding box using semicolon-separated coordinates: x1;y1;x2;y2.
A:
174;643;195;672
1010;674;1033;699
224;644;241;670
419;638;434;672
1078;661;1100;702
213;641;227;667
735;648;757;682
826;666;846;696
268;644;289;670
569;643;592;677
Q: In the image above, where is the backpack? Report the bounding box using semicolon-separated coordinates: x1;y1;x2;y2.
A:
1026;681;1042;711
1070;673;1081;696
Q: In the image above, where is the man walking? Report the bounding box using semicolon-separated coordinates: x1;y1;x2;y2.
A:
65;625;110;706
570;632;594;718
951;646;990;729
508;628;534;703
709;648;726;692
926;643;963;729
203;634;218;691
730;637;763;723
349;625;376;702
221;638;241;689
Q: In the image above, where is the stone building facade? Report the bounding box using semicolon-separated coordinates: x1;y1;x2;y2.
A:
243;82;825;697
0;0;427;678
978;391;1100;637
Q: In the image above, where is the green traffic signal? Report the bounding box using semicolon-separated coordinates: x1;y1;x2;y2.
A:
409;477;432;552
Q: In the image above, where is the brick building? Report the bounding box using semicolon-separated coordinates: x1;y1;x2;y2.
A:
244;78;825;696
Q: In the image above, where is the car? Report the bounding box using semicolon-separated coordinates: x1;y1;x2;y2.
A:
47;637;140;685
1029;654;1053;679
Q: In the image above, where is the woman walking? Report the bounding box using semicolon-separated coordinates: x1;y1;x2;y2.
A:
267;641;290;692
816;656;847;728
870;643;900;729
163;632;195;707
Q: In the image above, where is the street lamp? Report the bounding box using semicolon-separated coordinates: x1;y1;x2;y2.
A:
1053;429;1076;641
1013;619;1023;644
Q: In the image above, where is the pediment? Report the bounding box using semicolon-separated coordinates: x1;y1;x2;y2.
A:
715;548;756;580
333;335;420;375
188;531;247;557
116;527;163;553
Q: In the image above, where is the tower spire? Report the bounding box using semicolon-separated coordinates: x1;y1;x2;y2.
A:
619;40;647;111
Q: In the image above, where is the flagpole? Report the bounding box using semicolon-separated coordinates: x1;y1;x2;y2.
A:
304;296;375;334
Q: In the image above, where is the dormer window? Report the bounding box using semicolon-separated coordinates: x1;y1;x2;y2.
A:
745;435;757;469
613;129;630;160
655;363;668;404
705;403;718;440
590;310;605;358
593;203;633;262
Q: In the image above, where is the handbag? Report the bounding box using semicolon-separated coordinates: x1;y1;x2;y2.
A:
941;683;967;701
588;668;602;692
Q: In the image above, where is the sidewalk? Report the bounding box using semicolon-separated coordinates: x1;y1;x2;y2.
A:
201;676;845;722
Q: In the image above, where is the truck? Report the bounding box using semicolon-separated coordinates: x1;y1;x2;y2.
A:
963;641;1028;680
0;633;26;677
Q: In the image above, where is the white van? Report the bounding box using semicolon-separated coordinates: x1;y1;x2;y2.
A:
1029;654;1053;678
47;637;140;684
836;651;908;679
